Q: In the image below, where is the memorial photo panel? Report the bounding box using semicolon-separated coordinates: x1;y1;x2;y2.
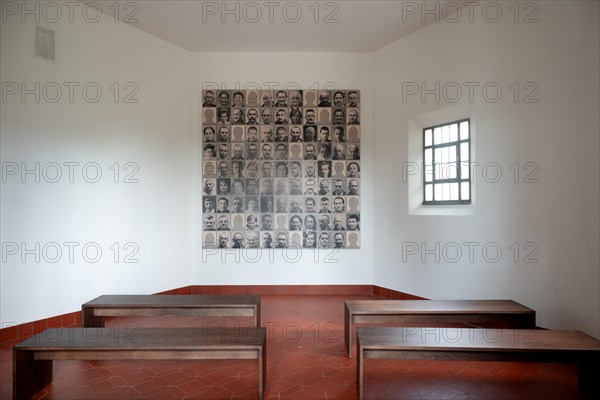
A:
202;89;361;249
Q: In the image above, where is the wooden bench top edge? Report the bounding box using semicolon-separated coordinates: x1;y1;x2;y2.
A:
14;327;267;349
357;327;600;351
359;346;600;353
83;294;261;306
15;344;266;351
346;299;534;312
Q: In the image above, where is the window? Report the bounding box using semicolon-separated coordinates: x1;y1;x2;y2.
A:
423;118;470;204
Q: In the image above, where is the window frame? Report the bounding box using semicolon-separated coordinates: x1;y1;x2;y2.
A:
422;118;471;205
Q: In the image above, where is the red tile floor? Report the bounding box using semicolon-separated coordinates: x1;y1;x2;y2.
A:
0;295;592;399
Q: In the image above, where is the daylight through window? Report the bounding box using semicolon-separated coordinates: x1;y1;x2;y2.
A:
423;119;471;204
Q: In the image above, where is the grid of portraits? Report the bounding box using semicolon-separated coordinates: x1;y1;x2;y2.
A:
202;89;361;249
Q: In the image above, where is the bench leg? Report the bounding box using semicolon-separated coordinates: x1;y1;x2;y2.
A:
578;358;599;395
508;313;537;329
259;340;267;400
256;305;261;328
82;307;104;327
357;347;364;400
13;350;52;400
345;308;352;358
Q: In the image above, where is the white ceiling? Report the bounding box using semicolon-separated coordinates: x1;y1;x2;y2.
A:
93;0;433;52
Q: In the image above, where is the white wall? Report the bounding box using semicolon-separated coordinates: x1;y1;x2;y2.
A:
2;1;598;341
1;9;191;325
373;1;599;338
190;52;374;285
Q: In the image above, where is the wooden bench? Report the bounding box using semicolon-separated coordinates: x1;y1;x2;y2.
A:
357;326;600;400
13;327;266;400
345;300;535;357
82;294;261;327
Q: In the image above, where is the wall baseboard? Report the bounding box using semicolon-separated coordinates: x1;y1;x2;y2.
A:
1;284;422;345
158;284;377;296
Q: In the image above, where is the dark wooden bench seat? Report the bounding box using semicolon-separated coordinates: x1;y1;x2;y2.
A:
82;294;261;327
13;327;266;400
357;326;600;400
345;300;536;357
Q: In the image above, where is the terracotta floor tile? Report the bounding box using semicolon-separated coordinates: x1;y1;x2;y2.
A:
3;295;592;399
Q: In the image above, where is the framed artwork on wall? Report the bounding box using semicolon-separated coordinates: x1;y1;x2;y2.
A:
202;89;361;249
